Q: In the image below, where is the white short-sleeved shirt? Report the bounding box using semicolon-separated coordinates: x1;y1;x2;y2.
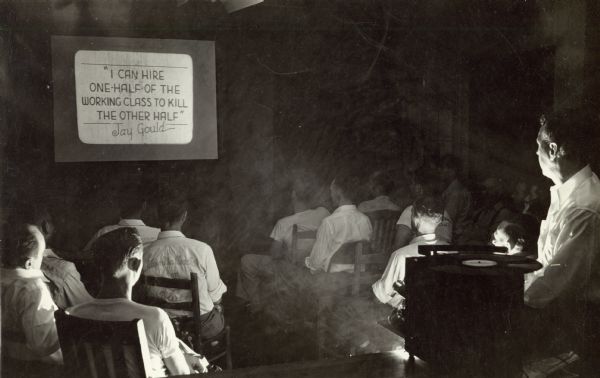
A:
372;234;447;304
1;268;60;361
396;205;453;243
143;231;227;316
85;219;160;251
305;205;373;273
358;195;401;213
270;207;330;262
67;298;180;377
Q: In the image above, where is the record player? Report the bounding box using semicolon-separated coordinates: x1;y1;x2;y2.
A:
400;245;542;376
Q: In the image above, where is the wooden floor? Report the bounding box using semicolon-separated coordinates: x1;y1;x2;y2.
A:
176;352;430;378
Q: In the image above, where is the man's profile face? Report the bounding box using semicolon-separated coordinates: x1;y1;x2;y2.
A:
536;127;553;179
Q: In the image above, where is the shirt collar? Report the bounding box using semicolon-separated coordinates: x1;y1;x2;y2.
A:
118;219;146;226
374;195;390;202
1;268;46;280
333;204;357;213
157;230;185;239
550;165;592;206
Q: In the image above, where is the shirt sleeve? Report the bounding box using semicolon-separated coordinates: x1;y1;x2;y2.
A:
396;206;412;227
155;309;182;359
305;219;334;272
372;249;405;304
20;283;60;357
63;267;94;306
525;209;600;308
269;219;288;242
203;246;227;303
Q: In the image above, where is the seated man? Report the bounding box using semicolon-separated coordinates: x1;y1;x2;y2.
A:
143;194;227;340
357;170;401;213
491;221;530;256
1;224;63;366
67;228;204;377
439;154;472;242
373;196;447;307
84;183;160;251
23;204;93;309
236;173;329;311
393;171;452;249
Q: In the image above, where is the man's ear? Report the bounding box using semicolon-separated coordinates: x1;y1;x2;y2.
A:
128;257;142;272
548;142;559;160
24;257;34;270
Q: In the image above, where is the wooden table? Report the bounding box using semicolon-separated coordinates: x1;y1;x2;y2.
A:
176;352;430;378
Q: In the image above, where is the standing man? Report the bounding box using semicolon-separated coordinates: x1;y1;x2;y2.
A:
524;109;600;363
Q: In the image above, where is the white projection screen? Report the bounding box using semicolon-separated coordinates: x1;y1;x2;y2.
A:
52;36;217;162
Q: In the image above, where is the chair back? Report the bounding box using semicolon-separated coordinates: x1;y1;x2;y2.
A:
365;210;402;256
138;273;232;369
326;241;366;273
290;225;318;264
55;310;152;378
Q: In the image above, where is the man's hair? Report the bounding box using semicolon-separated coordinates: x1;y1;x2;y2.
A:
412;196;444;223
157;192;188;225
91;227;142;278
292;170;319;203
1;224;42;268
539;108;597;163
333;172;361;203
370;170;395;196
118;183;147;218
497;222;526;251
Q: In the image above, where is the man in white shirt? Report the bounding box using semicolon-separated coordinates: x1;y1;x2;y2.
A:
373;196;447;307
143;195;227;339
23;204;93;308
358;170;401;213
523;110;600;360
84;184;160;251
236;174;329;310
1;224;63;367
68;228;204;377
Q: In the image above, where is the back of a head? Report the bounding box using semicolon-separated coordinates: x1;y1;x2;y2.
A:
370;170;395;196
333;172;361;204
119;183;147;219
1;224;43;268
497;221;527;253
293;170;319;205
539;108;597;164
157;191;188;226
91;227;142;278
413;196;444;224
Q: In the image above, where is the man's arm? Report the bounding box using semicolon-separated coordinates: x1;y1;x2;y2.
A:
164;352;191;375
393;225;413;250
21;285;62;363
305;220;333;272
525;210;600;308
204;246;227;303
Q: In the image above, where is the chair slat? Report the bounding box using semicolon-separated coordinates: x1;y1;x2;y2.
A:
141;275;191;289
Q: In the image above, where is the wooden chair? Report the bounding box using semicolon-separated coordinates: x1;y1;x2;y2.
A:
137;273;232;369
55;309;153;378
365;209;403;256
290;224;318;264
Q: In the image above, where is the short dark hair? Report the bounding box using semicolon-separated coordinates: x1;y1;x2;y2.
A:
292;170;319;203
412;196;444;222
370;171;395;196
333;173;361;203
118;183;146;218
91;227;142;278
157;194;188;225
1;224;42;268
539;108;597;163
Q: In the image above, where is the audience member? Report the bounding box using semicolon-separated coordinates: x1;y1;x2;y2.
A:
21;204;93;308
143;193;227;339
357;170;401;213
67;228;204;376
373;196;447;307
523;109;600;368
84;183;159;251
491;221;527;255
1;224;63;365
236;173;329;311
439;154;472;241
393;170;452;249
459;177;516;244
